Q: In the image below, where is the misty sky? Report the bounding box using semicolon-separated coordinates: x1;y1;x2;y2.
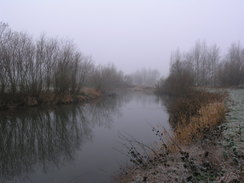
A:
1;0;244;75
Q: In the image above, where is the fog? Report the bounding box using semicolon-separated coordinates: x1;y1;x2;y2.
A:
1;0;244;75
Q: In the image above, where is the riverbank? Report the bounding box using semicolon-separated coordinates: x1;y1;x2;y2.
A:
0;88;102;111
118;89;243;183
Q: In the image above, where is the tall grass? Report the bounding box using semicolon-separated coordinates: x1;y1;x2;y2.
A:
166;89;227;146
118;89;229;182
174;102;226;144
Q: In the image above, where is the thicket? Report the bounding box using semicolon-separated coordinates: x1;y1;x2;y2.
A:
154;41;232;143
0;23;128;106
156;41;244;96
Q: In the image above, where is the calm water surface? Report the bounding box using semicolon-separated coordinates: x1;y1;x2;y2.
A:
0;91;170;183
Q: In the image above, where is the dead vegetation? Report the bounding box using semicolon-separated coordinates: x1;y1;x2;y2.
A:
174;102;225;144
117;90;242;183
170;90;227;145
0;23;128;110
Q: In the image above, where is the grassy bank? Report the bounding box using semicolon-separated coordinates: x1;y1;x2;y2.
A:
118;89;242;183
168;90;227;145
0;88;102;111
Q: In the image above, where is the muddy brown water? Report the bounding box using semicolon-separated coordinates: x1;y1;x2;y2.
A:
0;91;170;183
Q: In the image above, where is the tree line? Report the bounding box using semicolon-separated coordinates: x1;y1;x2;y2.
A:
0;23;128;102
128;68;160;87
157;41;244;95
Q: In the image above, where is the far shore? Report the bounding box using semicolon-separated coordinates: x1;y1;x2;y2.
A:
0;88;103;111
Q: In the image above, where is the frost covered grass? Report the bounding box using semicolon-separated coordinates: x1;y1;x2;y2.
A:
117;89;243;183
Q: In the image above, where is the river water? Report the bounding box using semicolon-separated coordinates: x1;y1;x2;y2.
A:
0;91;170;183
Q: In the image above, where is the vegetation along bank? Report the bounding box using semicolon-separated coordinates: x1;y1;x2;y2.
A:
118;42;244;183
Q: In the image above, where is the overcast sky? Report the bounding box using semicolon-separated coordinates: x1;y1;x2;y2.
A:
1;0;244;75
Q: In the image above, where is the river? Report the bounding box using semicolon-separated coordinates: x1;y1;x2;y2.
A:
0;91;170;183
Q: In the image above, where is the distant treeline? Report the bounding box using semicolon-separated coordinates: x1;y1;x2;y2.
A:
128;69;160;87
0;23;128;100
157;41;244;95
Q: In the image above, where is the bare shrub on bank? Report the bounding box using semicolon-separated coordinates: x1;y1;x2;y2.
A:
156;41;244;95
0;23;128;106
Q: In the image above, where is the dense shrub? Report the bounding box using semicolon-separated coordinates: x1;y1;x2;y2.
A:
0;23;128;107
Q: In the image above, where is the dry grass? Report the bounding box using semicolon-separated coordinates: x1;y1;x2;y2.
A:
173;102;226;145
117;90;231;183
164;90;227;151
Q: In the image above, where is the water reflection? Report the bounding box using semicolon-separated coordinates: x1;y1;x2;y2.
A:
86;93;130;128
155;94;181;129
0;93;130;182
